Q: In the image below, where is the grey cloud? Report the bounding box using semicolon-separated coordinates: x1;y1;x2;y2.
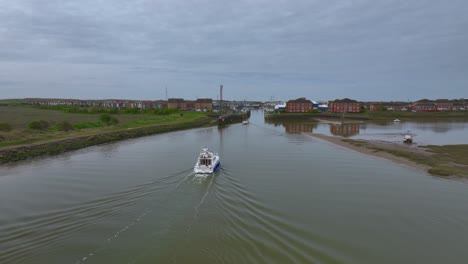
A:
0;0;467;100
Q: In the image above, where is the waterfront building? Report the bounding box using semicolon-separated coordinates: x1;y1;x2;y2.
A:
368;101;411;112
329;98;360;113
168;98;186;109
412;99;437;112
286;98;313;113
195;98;213;111
434;99;453;111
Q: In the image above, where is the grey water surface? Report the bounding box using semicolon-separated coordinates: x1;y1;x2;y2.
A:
1;111;468;264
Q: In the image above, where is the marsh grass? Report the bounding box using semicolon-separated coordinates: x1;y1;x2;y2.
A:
343;138;468;177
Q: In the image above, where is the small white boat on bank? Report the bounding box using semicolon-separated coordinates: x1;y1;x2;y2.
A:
242;120;249;125
194;148;220;174
404;132;413;144
393;119;401;123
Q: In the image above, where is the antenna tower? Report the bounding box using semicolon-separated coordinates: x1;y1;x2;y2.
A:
220;84;223;113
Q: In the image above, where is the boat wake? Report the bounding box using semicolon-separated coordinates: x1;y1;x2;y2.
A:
75;208;153;264
0;167;202;264
186;175;215;234
73;168;203;263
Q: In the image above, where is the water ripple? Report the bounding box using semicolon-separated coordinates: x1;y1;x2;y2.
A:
0;170;189;264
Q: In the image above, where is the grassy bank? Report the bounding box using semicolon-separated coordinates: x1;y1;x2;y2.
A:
0;105;215;163
342;139;468;177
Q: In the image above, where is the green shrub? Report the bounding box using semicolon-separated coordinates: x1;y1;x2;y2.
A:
110;117;119;125
100;114;119;125
28;120;50;130
0;123;12;132
39;120;50;129
57;121;73;131
100;114;112;123
125;107;141;114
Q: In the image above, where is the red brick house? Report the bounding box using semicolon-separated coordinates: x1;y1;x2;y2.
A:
434;99;453;111
286;98;313;113
329;98;360;113
368;102;410;111
168;98;186;109
195;98;213;111
412;99;437;112
185;100;195;110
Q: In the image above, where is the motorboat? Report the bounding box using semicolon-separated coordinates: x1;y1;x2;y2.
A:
242;120;249;125
393;119;401;122
403;132;413;144
194;148;220;174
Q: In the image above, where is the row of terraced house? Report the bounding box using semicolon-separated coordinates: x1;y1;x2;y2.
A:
285;98;468;113
26;98;213;111
368;99;467;112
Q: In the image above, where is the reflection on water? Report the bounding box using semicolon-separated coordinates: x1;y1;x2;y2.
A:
264;120;317;134
413;122;458;133
330;123;360;137
284;123;315;134
266;119;468;145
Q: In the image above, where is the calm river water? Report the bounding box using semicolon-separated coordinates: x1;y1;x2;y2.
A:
1;111;468;263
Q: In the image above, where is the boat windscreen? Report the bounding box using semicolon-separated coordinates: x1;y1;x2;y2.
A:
199;158;212;166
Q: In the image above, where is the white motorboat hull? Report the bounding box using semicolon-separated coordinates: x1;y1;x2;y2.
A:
194;159;220;174
194;148;220;174
404;134;413;143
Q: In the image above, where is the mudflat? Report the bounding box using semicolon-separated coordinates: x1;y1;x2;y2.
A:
305;133;468;178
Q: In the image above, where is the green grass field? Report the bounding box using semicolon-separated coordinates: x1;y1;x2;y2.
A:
0;105;208;147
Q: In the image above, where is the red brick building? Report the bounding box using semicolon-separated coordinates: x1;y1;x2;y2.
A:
195;98;213;111
329;98;360;113
185;100;195;110
434;99;453;111
286;98;313;113
412;99;437;112
168;98;186;109
368;102;410;112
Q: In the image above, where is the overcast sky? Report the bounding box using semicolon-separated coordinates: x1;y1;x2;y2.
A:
0;0;467;101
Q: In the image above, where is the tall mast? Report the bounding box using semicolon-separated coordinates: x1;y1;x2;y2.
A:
219;84;223;113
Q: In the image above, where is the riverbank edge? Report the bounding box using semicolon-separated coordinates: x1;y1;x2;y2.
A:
0;116;216;164
304;133;435;174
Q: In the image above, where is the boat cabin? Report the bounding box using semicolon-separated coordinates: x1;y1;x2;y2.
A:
199;150;213;166
199;157;212;166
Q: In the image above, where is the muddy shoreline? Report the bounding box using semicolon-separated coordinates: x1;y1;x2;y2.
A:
304;133;433;173
305;133;468;177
